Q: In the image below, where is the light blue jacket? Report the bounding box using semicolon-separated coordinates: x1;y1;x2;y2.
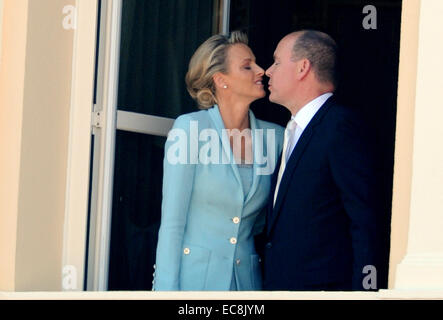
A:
153;105;283;291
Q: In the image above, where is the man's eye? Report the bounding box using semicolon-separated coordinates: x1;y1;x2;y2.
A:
244;66;251;70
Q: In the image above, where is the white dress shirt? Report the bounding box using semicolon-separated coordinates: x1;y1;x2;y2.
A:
273;92;333;206
286;93;333;159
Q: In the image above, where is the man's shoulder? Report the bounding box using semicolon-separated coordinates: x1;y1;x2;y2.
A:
324;98;357;118
322;99;364;128
322;100;373;146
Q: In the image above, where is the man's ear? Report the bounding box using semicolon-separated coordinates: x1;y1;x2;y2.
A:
296;59;311;80
213;72;227;89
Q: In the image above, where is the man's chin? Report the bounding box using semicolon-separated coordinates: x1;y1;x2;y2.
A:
268;95;288;109
268;94;278;104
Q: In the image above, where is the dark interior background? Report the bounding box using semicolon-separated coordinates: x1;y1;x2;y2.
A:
107;0;402;290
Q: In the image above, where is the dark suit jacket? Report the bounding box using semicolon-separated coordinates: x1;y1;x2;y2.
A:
260;96;381;291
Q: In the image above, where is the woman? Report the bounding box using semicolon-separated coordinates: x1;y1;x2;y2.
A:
153;31;283;291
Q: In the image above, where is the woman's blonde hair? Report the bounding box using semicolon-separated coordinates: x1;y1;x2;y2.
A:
185;31;248;109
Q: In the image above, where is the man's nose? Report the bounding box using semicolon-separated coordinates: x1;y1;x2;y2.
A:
265;67;272;77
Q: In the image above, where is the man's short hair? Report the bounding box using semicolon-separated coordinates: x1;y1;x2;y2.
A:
291;30;338;87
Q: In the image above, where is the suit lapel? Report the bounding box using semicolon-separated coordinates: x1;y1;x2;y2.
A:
267;152;282;235
267;97;335;236
244;110;261;204
208;105;243;198
208;105;263;205
270;127;316;219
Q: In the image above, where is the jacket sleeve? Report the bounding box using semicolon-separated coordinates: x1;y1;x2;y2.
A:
153;115;196;290
328;112;381;291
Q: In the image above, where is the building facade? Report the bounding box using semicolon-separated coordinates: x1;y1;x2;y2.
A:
0;0;442;298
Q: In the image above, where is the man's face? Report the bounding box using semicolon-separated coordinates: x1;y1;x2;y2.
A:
266;36;300;108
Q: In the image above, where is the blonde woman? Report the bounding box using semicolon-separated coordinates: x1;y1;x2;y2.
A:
153;31;283;291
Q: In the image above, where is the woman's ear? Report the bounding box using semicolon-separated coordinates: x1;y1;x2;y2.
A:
213;72;227;89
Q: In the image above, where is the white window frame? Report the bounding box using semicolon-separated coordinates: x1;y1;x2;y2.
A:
62;0;99;292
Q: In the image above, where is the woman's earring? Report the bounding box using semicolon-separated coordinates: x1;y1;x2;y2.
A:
223;85;228;89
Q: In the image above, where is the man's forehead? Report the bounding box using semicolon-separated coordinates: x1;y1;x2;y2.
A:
274;36;295;57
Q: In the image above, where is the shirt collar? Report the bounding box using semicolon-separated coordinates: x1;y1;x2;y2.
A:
292;93;333;130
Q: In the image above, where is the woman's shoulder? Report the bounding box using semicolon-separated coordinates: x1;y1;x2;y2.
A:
173;108;212;129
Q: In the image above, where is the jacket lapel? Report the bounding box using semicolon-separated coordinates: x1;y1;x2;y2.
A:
244;110;261;204
266;152;282;235
208;105;243;198
267;97;335;236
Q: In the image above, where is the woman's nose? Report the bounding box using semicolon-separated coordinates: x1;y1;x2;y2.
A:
256;66;265;76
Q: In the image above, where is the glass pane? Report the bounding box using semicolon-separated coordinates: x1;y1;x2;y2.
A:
117;0;215;118
108;131;166;290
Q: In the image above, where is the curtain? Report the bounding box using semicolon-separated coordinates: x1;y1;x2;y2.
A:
117;0;215;117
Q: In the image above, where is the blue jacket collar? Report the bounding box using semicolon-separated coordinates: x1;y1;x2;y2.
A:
207;104;260;204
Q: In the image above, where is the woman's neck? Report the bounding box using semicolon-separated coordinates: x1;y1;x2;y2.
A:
217;98;253;164
217;99;250;131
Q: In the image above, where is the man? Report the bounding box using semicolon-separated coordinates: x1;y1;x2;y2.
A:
261;30;380;291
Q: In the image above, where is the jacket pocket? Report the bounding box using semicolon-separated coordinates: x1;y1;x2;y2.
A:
180;244;211;290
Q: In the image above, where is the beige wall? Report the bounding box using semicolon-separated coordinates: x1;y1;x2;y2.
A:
388;0;421;289
393;0;443;289
0;0;4;65
0;0;29;291
0;0;75;291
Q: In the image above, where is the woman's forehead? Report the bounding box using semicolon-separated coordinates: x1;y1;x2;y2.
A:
228;44;255;61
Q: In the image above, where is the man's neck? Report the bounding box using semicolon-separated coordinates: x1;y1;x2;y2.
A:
289;80;334;115
291;92;330;116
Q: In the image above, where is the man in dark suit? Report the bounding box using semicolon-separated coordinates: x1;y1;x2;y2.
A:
261;30;380;291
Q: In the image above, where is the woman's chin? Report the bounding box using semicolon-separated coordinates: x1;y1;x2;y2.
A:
244;90;266;104
257;90;266;99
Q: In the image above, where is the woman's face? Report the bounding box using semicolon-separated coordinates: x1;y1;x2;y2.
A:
221;43;265;102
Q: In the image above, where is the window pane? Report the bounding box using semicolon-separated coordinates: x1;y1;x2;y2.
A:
108;131;166;290
117;0;215;118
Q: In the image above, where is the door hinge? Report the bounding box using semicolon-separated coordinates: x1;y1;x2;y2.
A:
92;110;102;129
